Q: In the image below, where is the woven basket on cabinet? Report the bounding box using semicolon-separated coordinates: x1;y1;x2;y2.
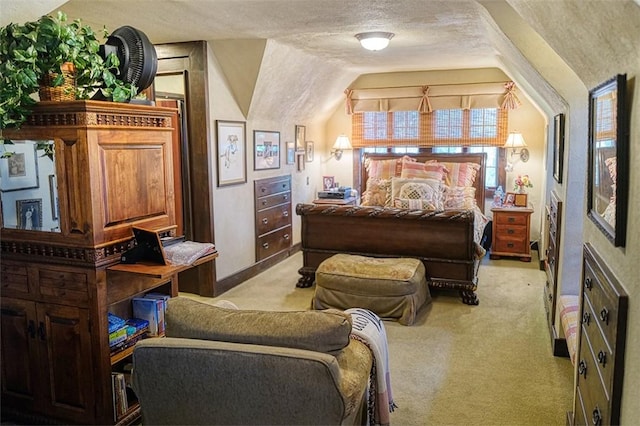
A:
38;62;77;101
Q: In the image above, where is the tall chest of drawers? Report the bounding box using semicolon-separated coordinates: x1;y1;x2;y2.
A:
254;175;292;261
544;191;563;351
571;243;628;426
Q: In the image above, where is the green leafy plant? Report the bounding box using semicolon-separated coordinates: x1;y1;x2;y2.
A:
0;11;138;132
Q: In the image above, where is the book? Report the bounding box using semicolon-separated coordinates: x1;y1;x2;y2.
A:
163;240;216;265
109;326;128;347
144;293;170;314
108;312;127;334
132;297;164;336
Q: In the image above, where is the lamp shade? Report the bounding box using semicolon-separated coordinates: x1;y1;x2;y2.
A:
503;132;527;149
355;32;394;51
333;135;352;150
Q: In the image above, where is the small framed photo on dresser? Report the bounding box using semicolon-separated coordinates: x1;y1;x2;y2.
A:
514;193;528;207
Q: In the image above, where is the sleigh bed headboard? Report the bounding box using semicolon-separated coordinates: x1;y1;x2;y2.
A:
358;152;487;213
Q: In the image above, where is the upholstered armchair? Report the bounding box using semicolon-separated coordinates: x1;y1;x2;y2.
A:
131;297;373;425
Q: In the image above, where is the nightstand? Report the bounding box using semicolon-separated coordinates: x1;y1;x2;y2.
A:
490;207;534;262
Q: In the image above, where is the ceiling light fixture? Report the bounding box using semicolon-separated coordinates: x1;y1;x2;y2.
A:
355;32;395;51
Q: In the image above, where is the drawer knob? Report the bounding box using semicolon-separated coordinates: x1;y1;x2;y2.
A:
283;211;289;217
592;407;602;426
507;229;514;234
507;243;514;248
261;187;267;193
547;293;552;302
599;308;609;324
578;360;587;378
283;234;290;240
582;312;591;326
597;350;607;366
262;218;268;225
283;194;288;200
262;242;269;249
508;217;515;222
262;200;267;206
584;277;592;290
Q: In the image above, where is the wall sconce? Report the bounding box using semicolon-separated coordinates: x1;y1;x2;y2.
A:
503;132;530;163
331;135;352;160
355;32;394;51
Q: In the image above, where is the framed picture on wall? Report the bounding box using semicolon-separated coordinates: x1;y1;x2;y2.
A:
305;141;314;162
253;130;280;170
553;113;565;183
296;152;305;172
286;141;295;165
0;141;39;192
295;125;306;152
216;120;247;187
16;198;43;230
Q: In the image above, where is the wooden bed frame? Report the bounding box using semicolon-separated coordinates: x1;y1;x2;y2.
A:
296;152;487;305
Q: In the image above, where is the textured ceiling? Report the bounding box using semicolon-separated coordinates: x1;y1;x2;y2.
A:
40;0;503;74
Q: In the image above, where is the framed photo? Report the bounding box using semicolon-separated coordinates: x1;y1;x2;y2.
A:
216;120;247;187
286;141;295;165
587;74;628;247
16;198;43;230
323;176;335;191
295;125;306;152
305;141;314;162
504;192;516;207
514;193;528;207
253;130;280;170
48;174;59;220
0;141;39;192
553;113;565;183
296;152;305;172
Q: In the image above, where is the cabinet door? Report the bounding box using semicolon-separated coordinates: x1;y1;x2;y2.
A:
1;298;40;408
36;303;95;422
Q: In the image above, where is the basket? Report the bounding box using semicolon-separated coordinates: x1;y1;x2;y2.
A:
38;62;77;101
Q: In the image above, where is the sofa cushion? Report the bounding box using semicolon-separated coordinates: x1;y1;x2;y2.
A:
165;297;352;354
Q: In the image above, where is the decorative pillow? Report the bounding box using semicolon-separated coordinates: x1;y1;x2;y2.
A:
394;198;438;210
391;177;444;210
436;161;481;187
165;297;352;354
361;177;392;206
444;186;477;210
400;158;449;181
365;156;414;179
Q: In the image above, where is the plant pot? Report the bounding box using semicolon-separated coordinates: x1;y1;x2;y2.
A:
38;62;76;101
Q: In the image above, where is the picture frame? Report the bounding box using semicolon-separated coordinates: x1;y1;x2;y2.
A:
587;74;628;247
513;193;528;207
553;113;565;183
323;176;335;191
295;125;306;152
16;198;43;230
216;120;247;187
48;174;59;220
286;141;296;165
296;152;305;172
504;192;516;207
253;130;280;170
0;141;39;192
305;141;314;162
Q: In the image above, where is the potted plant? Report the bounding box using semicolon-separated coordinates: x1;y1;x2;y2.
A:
0;11;138;132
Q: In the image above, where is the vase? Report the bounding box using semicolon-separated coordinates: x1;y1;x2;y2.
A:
518;186;526;194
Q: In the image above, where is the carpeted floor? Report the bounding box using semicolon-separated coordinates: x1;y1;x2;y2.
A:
184;250;574;425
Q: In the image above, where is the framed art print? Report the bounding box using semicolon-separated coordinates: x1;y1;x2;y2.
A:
296;152;305;171
553;113;565;183
323;176;335;190
305;141;314;162
0;141;39;192
16;198;43;230
216;120;247;187
295;125;306;152
254;130;280;170
514;193;528;207
286;141;295;165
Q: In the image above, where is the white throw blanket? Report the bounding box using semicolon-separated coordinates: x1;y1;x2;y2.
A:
346;308;396;426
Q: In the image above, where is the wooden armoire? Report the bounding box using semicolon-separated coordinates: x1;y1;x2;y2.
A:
0;101;213;424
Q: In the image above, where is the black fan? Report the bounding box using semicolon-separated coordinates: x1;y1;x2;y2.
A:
97;25;158;98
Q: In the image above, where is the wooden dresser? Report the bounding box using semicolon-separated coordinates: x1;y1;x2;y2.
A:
544;190;564;354
254;175;292;261
571;243;628;426
490;207;534;262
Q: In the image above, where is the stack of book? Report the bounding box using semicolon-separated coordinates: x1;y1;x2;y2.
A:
111;372;128;420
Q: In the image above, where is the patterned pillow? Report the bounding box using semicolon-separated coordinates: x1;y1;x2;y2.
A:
436;161;481;187
400;158;449;181
444;186;477;210
365;155;415;179
391;177;444;210
361;178;392;206
394;198;438;210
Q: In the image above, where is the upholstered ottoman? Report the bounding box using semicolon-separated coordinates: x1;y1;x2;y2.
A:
313;254;430;325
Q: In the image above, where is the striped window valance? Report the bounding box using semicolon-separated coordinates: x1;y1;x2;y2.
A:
345;81;520;114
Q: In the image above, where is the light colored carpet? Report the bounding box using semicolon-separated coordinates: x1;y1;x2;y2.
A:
183;251;574;425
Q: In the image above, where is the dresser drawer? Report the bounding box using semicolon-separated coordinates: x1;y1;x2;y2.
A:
255;179;291;198
583;262;621;349
256;191;291;210
495;212;528;226
256;204;291;236
494;224;527;239
581;304;614;398
256;226;292;261
37;267;89;303
1;263;29;294
576;327;610;423
493;236;528;254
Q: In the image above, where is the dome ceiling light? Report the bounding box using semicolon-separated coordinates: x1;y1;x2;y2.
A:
355;32;395;51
